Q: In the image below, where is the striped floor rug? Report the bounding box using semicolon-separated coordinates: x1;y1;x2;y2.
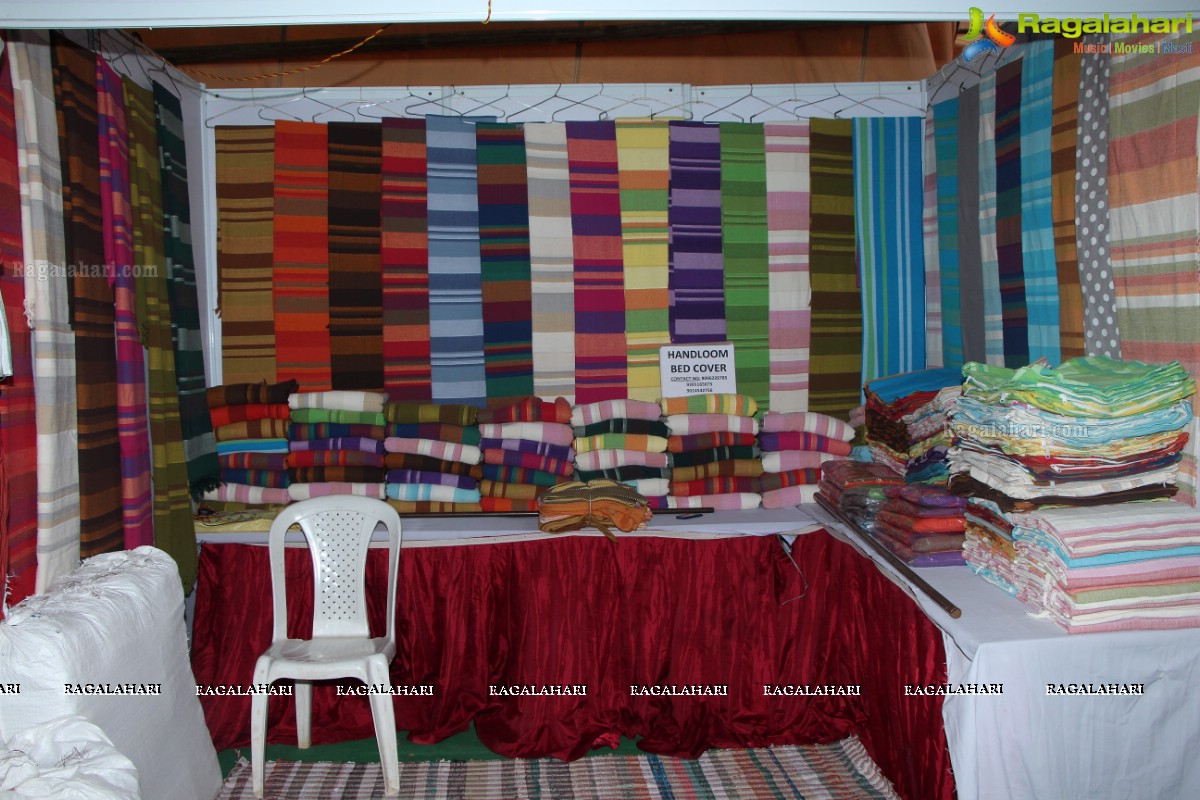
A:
218;738;899;800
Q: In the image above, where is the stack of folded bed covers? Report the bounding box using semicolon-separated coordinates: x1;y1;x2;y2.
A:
202;380;297;510
816;458;905;525
287;391;389;501
874;484;968;566
664;394;763;511
948;356;1193;505
572;399;671;508
865;367;963;484
385;402;483;512
1007;502;1200;633
757;411;857;508
477;397;574;512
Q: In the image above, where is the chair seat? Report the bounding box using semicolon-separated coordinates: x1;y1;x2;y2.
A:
261;636;396;680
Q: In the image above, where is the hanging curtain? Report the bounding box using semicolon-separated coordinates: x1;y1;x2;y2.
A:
379;117;430;401
525;122;576;401
764;121;812;412
977;71;1005;366
921;104;943;368
1051;38;1085;360
667;121;725;344
272;119;332;391
615;118;670;404
327;121;384;391
995;59;1030;368
0;40;39;607
128;76;197;588
932;96;962;369
9;32;81;592
97;57;152;550
567;120;627;403
955;87;986;366
214;125;276;384
476;121;533;406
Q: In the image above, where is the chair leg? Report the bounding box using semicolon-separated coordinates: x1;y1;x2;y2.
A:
366;660;400;797
250;660;272;798
295;680;312;749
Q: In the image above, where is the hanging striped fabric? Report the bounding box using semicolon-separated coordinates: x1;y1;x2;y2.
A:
524;122;576;401
10;32;81;592
380;117;431;401
476;121;533;405
567;120;627;403
921;105;943;368
719;122;769;409
955;88;986;365
1051;39;1085;360
1109;30;1200;375
615;118;670;402
668;121;725;344
764;122;811;413
273;120;332;391
154;82;220;499
327;121;384;391
1076;37;1121;359
853;116;926;382
426;115;486;406
127;76;196;586
977;71;1005;366
1019;40;1060;364
932;97;963;369
807;118;861;419
214;126;276;384
54;35;123;559
97;57;152;550
994;59;1030;368
0;49;38;604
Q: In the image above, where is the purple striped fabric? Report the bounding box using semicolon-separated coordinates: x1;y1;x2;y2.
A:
758;431;850;454
383;437;482;464
97;58;153;549
764;122;811;413
384;469;478;489
477;421;575;447
566;121;628;402
478;437;575;462
668;121;725;344
759;410;856;441
287;436;385;453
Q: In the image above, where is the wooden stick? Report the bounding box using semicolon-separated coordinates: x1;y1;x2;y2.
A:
814;495;962;619
395;507;717;519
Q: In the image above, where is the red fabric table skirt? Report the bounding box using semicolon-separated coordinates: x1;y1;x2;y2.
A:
191;530;953;800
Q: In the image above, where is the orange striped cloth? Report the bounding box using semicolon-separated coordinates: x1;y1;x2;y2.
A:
209;403;291;429
537;479;652;540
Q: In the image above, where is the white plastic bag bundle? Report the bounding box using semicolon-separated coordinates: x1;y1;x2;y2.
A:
0;715;140;799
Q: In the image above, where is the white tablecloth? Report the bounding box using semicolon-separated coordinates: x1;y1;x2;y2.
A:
810;503;1200;800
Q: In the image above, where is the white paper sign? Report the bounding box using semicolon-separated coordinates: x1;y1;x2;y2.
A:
659;343;737;398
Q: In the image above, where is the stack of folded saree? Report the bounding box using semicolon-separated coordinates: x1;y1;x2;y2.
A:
871;484;967;566
865;368;963;485
572;399;670;508
963;497;1020;595
202;380;298;510
1008;501;1200;633
948;356;1194;506
537;479;653;541
664;394;763;511
288;391;389;501
384;401;483;512
757;411;857;508
476;397;573;512
816;458;905;523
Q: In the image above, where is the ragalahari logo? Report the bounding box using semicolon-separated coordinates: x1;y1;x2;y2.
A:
960;7;1017;61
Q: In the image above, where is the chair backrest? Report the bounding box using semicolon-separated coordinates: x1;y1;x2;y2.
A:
266;496;402;643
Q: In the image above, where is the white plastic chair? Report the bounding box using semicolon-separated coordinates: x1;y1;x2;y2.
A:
250;495;403;798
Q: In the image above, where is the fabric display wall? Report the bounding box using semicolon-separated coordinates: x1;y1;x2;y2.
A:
213;116;929;421
922;27;1200;506
0;31;215;609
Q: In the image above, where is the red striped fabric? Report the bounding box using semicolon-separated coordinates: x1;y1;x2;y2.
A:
566;121;627;403
380;118;431;401
273;120;332;391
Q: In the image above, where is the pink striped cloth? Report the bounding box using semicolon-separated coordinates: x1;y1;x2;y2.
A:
760;451;829;473
202;483;291;506
287;482;385;501
478;421;575;447
760;411;856;441
383;437;482;465
665;414;760;436
667;493;762;511
288;437;385;454
762;485;820;508
288;390;388;412
764;122;812;413
571;399;663;426
574;449;670;471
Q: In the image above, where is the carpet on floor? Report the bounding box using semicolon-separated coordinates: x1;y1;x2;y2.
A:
217;737;900;799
